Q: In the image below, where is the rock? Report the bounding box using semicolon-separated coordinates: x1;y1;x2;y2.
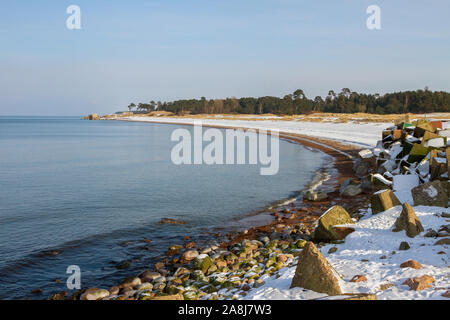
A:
290;242;343;295
328;247;338;254
154;262;165;271
181;250;199;262
80;288;110;300
403;275;435;291
434;238;450;245
153;276;166;283
341;184;362;197
166;245;182;256
424;229;439;238
313;205;355;241
304;190;328;202
350;275;367;283
136;283;153;291
85;113;100;120
399;241;410;250
31;289;43;294
339;179;357;195
400;260;422;269
393;203;424;238
370;189;402;214
149;294;184;300
414;121;435;138
354;160;371;176
120;276;141;289
407;144;430;163
158;218;187;225
185;241;196;249
193;255;213;273
358;149;374;159
139;270;161;282
109;286;120;295
371;174;392;188
259;236;270;245
341;294;377;300
48;291;67;300
442;291;450;298
412;180;448;207
379;283;394;291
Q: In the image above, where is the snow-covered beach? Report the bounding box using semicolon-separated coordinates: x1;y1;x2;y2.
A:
72;114;449;301
118;115;449;300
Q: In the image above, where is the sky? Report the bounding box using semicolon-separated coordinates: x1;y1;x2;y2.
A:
0;0;449;116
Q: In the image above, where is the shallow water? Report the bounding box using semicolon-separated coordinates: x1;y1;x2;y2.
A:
0;116;327;299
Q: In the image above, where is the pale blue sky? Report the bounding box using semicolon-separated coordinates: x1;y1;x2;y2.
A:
0;0;449;115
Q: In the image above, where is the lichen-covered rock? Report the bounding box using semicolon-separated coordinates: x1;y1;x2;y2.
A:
312;206;354;241
393;203;424;237
340;179;362;197
193;255;213;274
304;190;328;201
290;242;342;295
412;180;448;207
370;189;401;214
149;293;184;300
407;144;430;163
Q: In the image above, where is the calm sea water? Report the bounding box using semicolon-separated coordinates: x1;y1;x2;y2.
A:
0;116;327;299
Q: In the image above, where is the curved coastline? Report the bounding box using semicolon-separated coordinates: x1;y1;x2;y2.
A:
41;118;368;300
110;118;364;236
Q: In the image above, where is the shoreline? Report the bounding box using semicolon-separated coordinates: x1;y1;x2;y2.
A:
62;116;449;300
48;117;371;300
107;119;370;277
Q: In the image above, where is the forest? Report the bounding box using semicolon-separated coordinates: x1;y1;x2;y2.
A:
127;88;450;115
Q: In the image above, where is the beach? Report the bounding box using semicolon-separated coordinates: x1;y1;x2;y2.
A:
39;114;450;300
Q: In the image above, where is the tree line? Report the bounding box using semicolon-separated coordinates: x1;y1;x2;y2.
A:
127;88;450;115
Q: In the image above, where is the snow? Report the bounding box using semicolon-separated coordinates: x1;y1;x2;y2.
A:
425;138;445;148
116;115;450;300
424;186;438;198
241;206;450;300
121;116;389;148
392;175;419;204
